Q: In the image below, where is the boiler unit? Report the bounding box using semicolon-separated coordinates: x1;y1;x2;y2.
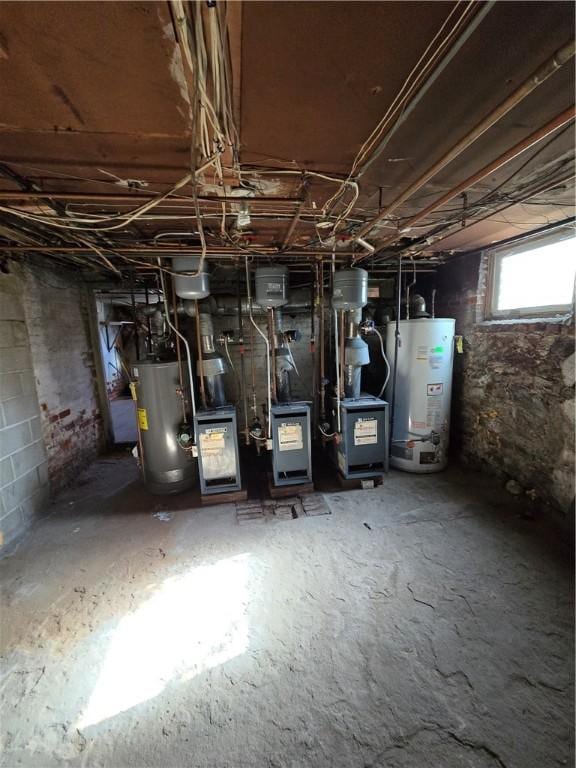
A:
331;268;390;480
195;311;242;495
195;408;242;495
270;402;312;486
336;397;389;479
132;360;197;494
386;318;455;472
253;265;313;488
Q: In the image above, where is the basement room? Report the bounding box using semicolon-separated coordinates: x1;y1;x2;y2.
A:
0;1;574;766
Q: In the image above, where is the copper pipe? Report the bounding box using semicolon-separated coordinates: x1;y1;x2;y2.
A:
249;310;257;415
363;106;575;256
354;39;575;243
339;310;345;399
195;299;207;409
0;191;304;203
1;245;360;258
170;277;187;421
319;260;326;419
386;173;575;262
268;308;277;403
281;202;304;250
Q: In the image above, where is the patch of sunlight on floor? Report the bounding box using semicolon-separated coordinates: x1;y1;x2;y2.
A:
78;553;252;728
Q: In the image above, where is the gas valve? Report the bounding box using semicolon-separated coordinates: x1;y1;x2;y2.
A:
177;422;194;451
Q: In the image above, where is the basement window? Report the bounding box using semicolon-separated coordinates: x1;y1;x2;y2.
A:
488;226;576;318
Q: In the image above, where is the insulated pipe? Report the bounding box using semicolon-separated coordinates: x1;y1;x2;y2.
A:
372;106;576;254
354;40;576;246
389;258;402;449
157;258;197;424
373;328;391;398
333;308;341;433
245;256;272;439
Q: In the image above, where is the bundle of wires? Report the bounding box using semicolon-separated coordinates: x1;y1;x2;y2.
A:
319;0;481;237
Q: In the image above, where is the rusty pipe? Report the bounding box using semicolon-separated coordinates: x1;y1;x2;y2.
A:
0;191;304;203
371;106;576;254
195;300;207;409
385;173;576;261
354;39;575;244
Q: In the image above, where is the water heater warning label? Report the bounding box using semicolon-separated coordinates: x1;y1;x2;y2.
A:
137;408;148;431
354;417;377;446
427;383;443;396
278;422;303;451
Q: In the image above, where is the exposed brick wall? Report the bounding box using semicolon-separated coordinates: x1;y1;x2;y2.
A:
14;262;106;494
0;272;50;549
434;252;575;521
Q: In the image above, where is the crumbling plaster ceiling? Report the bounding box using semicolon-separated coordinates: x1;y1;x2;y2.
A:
0;0;574;278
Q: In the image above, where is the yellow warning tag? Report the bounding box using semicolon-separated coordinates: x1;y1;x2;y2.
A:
129;382;137;401
137;407;149;431
455;335;464;354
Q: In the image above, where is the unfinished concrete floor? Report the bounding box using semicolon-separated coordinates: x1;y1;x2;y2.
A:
0;455;574;768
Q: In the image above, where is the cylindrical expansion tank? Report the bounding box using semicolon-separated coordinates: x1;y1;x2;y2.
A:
385;319;455;473
171;256;210;300
255;266;289;307
133;360;197;494
332;268;368;310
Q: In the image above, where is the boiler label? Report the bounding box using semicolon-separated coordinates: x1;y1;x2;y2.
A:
354;417;377;446
200;431;225;457
137;408;148;431
427;383;443;396
278;422;303;451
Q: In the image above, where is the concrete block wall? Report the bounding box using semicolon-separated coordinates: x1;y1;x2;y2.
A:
16;263;105;493
431;252;575;523
0;273;50;549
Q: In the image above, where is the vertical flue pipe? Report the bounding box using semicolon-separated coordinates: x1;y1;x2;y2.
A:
158;258;197;424
245;256;272;439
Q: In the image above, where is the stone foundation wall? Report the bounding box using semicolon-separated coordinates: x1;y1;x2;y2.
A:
433;251;575;522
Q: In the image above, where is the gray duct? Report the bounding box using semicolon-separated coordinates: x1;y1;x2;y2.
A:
197;313;227;408
343;308;369;399
179;291;311;317
272;309;295;403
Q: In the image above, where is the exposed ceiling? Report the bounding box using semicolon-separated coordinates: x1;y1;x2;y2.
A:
0;0;574;281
